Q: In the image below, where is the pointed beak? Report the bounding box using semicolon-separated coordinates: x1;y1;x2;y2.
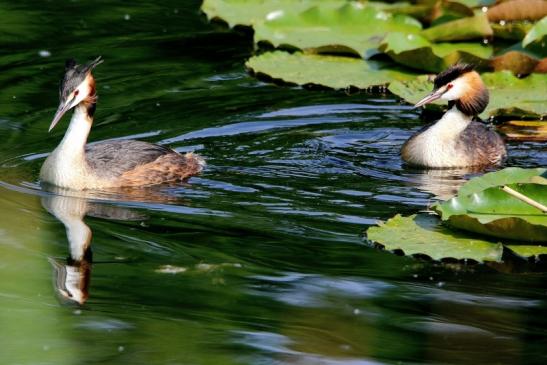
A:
49;100;71;132
414;88;445;108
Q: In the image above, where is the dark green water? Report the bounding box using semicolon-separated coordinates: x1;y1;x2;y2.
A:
1;1;546;364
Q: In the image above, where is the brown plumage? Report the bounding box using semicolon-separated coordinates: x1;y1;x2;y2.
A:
401;64;506;168
40;57;205;190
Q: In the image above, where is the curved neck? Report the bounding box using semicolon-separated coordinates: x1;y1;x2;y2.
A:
56;102;94;155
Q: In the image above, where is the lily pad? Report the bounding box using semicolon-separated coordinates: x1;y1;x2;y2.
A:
201;0;333;28
487;0;547;23
422;12;493;41
389;72;547;118
366;213;504;262
498;120;547;141
435;168;547;243
491;21;533;41
253;3;422;57
523;16;547;49
246;51;416;89
490;50;541;75
366;213;547;263
380;32;492;72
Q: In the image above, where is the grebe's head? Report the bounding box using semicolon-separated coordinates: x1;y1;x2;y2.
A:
414;64;489;116
49;56;103;131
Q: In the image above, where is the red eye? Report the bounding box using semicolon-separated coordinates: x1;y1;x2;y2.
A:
74;90;79;96
446;84;453;90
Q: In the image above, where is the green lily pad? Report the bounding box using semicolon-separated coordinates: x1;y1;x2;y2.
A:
246;50;416;89
506;244;547;259
253;3;422;57
435;168;547;243
201;0;333;28
523;16;547;50
366;213;547;263
366;213;504;262
380;32;492;72
389;72;547;118
491;21;533;41
422;12;493;41
455;167;546;196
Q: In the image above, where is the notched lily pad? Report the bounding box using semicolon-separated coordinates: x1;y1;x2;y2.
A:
380;32;492;72
253;3;422;57
245;51;416;89
422;12;493;41
435;168;547;243
366;213;547;263
201;0;331;28
366;213;504;262
389;72;547;118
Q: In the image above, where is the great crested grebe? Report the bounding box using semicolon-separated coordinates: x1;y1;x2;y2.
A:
40;57;205;190
401;64;506;168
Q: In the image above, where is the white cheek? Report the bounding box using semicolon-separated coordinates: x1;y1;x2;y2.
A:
69;85;87;107
441;78;466;101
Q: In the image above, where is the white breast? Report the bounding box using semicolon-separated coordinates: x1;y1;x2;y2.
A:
401;107;473;168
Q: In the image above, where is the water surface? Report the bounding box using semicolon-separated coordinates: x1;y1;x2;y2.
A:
1;1;546;364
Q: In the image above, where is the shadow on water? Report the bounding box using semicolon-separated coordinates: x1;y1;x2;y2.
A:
1;1;547;364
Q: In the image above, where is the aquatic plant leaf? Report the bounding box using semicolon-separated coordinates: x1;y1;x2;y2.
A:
253;3;422;57
522;16;547;48
487;0;547;23
506;244;547;259
366;214;504;262
434;168;547;243
490;50;541;75
389;72;547;117
498;120;547;141
201;0;332;28
422;12;493;41
491;21;533;41
380;32;492;72
245;51;416;89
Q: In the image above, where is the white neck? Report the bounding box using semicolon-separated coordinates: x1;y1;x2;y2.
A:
429;106;472;136
401;106;474;168
40;103;94;189
57;104;92;155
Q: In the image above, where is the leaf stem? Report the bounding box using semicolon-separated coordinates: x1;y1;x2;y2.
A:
501;186;547;213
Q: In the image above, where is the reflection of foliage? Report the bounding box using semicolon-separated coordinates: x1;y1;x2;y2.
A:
202;0;547;118
366;168;547;263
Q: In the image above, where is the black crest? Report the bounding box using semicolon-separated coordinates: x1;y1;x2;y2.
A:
433;63;474;89
59;56;103;101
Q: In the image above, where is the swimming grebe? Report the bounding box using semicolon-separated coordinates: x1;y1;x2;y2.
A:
40;57;205;190
401;64;506;168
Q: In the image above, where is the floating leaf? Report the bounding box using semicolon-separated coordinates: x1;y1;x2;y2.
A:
487;0;547;23
246;51;416;89
490;50;541;75
366;213;504;262
498;120;547;141
253;3;422;57
455;167;546;196
522;16;547;49
380;32;492;72
506;244;547;259
201;0;333;28
435;168;547;243
422;12;493;41
491;21;533;41
389;72;547;117
428;1;474;26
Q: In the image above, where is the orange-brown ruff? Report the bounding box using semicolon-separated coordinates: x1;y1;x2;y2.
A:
40;57;204;190
401;64;506;168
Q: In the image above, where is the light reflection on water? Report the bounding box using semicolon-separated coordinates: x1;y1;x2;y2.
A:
0;1;546;364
